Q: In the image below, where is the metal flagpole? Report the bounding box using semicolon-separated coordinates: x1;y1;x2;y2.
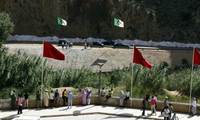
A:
130;63;133;108
41;41;44;107
189;47;194;113
130;45;134;108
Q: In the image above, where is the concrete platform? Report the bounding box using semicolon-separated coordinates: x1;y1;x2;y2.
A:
1;105;200;120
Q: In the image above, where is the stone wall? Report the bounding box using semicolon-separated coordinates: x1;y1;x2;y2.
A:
0;96;195;114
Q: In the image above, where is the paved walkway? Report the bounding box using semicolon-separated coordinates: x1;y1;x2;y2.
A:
0;105;199;120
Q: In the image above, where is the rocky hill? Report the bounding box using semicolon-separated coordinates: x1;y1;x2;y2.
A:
1;0;200;42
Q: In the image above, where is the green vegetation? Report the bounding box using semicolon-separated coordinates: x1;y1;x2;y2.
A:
0;11;199;104
0;12;14;46
0;48;199;103
1;0;200;42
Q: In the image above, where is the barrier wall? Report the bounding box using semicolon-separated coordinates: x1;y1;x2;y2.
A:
0;96;196;114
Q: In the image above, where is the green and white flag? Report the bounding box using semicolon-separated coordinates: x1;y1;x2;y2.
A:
114;18;124;28
57;17;67;26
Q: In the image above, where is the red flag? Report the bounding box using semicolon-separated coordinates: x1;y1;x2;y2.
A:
133;47;152;69
43;41;65;60
193;48;200;65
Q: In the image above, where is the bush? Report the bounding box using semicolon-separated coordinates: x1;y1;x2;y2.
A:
1;48;200;102
0;12;14;46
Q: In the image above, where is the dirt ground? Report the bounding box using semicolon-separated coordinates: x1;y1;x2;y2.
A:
5;44;192;72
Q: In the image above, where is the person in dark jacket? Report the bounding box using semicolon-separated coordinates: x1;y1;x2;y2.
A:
16;94;24;114
142;95;149;116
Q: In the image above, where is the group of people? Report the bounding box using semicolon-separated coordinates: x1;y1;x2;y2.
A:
42;87;92;109
162;96;197;120
60;41;73;49
10;89;198;118
10;90;29;114
141;95;177;120
100;88;130;106
142;95;197;120
141;95;179;120
142;95;158;116
141;95;175;120
78;88;92;105
43;89;74;109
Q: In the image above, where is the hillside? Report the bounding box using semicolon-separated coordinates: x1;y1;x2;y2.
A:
1;0;200;42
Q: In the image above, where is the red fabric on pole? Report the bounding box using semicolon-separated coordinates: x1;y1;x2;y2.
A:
43;41;65;60
133;47;152;69
193;48;200;65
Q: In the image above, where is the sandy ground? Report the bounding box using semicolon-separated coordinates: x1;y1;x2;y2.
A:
5;44;133;72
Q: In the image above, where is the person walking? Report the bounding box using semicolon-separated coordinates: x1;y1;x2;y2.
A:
142;96;147;116
142;95;149;116
67;90;73;109
150;96;157;115
16;94;24;114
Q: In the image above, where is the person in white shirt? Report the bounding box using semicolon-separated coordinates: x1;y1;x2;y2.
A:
191;97;197;115
67;90;73;109
101;88;106;97
119;90;125;106
86;88;92;105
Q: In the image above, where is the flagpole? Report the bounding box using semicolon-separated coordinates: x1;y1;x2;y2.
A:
189;47;194;113
130;45;134;108
41;41;44;107
130;63;134;108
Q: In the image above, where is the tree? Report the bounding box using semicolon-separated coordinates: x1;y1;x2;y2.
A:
0;12;14;46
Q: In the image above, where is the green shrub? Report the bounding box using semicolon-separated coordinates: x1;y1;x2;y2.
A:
0;12;14;46
1;48;200;103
